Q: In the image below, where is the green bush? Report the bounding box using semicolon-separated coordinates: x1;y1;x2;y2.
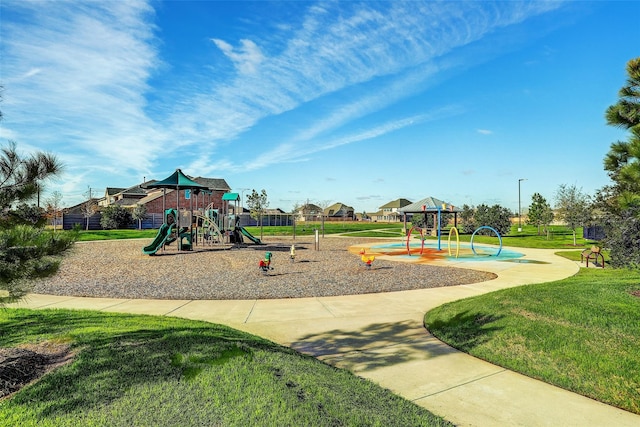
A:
604;205;640;269
459;204;475;233
0;225;76;304
100;205;133;229
462;204;512;236
0;203;46;228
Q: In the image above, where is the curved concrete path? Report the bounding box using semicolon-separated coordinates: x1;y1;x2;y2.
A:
8;246;639;426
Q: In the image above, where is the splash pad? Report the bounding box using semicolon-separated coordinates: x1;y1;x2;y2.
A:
352;238;525;264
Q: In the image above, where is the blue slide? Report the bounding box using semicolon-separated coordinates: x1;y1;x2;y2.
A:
239;227;262;244
143;223;176;255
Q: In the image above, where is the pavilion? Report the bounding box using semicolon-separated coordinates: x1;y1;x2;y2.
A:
398;196;461;235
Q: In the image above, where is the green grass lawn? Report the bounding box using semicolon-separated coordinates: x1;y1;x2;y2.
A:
77;229;158;241
245;221;405;237
78;224;597;250
0;309;450;427
424;268;640;414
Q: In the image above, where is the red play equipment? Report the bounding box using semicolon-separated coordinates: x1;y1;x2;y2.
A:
406;226;427;255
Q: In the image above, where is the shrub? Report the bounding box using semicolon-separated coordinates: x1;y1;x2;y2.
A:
604;205;640;269
459;204;476;234
473;204;512;236
100;205;133;229
0;225;76;304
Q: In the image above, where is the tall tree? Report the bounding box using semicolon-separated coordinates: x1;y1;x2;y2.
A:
459;204;475;234
246;189;269;239
603;57;640;209
527;193;554;235
0;141;63;211
0;142;75;304
474;204;512;236
555;184;591;246
132;204;147;230
45;190;63;231
81;199;97;231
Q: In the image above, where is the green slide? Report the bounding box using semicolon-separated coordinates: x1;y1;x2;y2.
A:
143;223;176;255
239;227;262;244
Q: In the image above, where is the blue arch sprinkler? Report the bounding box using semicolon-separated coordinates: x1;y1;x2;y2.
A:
470;226;503;257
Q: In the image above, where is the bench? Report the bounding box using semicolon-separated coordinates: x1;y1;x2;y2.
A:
581;245;605;268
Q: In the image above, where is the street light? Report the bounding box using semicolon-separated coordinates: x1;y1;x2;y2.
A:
238;188;250;212
518;178;527;232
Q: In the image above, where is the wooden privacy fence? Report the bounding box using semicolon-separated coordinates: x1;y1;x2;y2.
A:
63;213;165;230
63;212;294;231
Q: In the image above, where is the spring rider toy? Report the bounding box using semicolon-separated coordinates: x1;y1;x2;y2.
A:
359;248;375;269
259;252;273;274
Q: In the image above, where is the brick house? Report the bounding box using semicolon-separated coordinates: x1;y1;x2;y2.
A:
140;176;231;214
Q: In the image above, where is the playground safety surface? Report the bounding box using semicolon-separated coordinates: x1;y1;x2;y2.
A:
31;237;497;300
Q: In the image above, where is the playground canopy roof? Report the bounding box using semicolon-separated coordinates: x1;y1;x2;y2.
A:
398;197;461;213
222;192;239;201
146;169;208;191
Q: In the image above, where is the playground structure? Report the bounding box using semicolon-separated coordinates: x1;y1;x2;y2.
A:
142;209;177;255
142;201;265;255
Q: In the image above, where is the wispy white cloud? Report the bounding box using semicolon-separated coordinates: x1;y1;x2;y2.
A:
228;105;465;173
178;0;563;171
211;39;265;75
477;129;493;135
1;0;566;204
1;0;161;196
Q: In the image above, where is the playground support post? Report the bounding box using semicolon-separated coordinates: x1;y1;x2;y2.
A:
437;205;441;251
518;178;527;232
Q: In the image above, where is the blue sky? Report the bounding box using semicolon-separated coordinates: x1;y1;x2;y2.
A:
1;1;638;213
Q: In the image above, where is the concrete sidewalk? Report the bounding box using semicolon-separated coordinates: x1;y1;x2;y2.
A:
9;247;639;426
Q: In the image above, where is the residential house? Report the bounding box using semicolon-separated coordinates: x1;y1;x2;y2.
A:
294;203;323;221
370;198;412;222
98;187;125;207
324;202;355;221
64;172;232;229
140;176;231;215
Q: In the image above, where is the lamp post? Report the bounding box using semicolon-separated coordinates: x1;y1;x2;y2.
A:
238;188;250;212
518;178;527;232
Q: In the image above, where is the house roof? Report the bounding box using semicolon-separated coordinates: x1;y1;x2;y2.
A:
264;208;285;214
106;187;125;196
193;177;231;191
137;190;169;205
398;197;461;213
325;202;354;216
64;198;100;214
379;198;412;209
120;181;155;196
298;203;322;214
114;197;145;206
